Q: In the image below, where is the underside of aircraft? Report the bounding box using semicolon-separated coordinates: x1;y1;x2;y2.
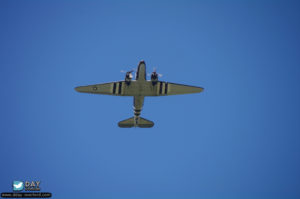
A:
75;60;204;128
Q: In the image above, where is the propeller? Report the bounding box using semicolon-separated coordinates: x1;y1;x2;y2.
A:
121;69;135;79
121;69;134;73
147;67;163;77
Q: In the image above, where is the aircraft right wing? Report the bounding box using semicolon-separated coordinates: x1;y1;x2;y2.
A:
156;81;204;96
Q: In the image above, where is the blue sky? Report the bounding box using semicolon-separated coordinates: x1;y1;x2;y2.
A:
0;1;300;198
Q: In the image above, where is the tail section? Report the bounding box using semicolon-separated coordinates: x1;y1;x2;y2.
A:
118;117;154;128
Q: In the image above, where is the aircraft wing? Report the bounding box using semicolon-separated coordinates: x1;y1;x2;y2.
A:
75;81;125;96
157;81;204;96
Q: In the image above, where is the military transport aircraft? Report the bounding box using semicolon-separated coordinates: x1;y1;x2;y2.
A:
75;60;204;128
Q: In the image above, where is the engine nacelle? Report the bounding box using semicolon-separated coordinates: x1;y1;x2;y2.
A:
151;72;158;85
125;72;133;85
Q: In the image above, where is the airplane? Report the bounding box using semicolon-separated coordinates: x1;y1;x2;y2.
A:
75;60;204;128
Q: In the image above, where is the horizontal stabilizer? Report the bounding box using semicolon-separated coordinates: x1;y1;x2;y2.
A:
138;117;154;128
118;117;135;128
118;117;154;128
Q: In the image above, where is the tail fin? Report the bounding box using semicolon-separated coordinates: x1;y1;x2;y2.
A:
118;117;154;128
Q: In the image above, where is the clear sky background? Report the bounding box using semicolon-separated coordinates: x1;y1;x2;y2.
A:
0;1;300;199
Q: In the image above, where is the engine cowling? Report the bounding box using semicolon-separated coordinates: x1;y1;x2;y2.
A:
151;72;158;85
125;72;133;85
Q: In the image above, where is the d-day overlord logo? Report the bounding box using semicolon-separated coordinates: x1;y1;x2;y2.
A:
1;180;52;198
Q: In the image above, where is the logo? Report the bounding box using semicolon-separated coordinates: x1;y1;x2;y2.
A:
12;181;24;191
2;180;52;198
24;181;40;191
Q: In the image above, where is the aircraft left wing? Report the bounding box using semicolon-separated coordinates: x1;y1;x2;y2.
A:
75;81;125;96
156;81;204;96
